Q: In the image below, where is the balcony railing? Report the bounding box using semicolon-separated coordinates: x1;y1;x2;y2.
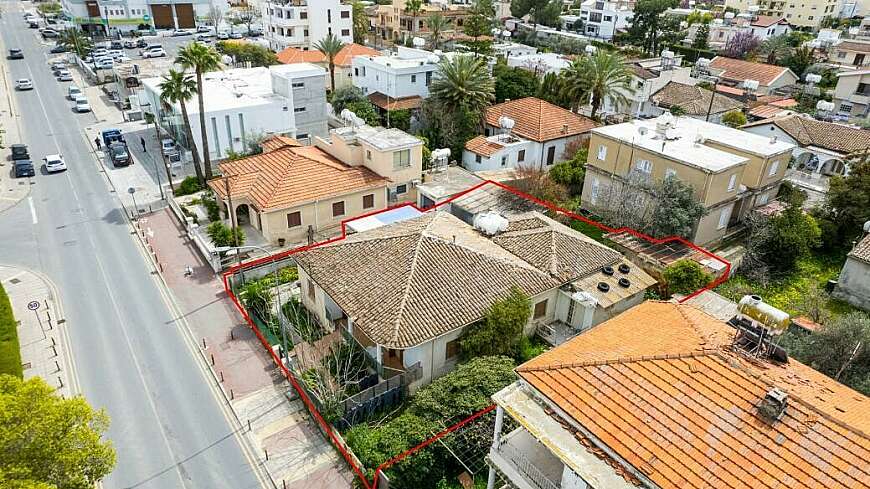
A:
494;438;561;489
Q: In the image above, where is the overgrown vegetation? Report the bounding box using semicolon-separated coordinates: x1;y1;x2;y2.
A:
0;284;22;378
460;287;530;359
663;260;712;296
206;221;245;247
721;110;747;128
175;176;203;197
215;41;277;67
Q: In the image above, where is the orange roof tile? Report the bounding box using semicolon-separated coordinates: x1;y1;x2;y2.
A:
333;43;381;67
484;97;597;143
751;15;787;27
710;56;794;87
464;135;504;157
260;135;302;152
207;141;389;211
517;301;870;489
276;47;325;65
367;92;423;111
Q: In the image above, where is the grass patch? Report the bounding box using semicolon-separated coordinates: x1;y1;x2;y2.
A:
0;283;23;378
567;217;614;246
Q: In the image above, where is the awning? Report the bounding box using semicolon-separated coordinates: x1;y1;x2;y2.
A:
346;205;424;233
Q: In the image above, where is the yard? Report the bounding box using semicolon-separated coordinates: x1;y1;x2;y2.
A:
0;283;23;377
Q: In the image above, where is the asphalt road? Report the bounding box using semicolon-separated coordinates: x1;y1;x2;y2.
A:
0;2;265;488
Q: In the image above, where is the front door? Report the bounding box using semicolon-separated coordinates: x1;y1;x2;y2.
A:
855;54;866;66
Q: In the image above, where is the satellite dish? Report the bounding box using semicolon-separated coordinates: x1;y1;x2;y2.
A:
804;73;822;84
498;116;515;130
863;220;870;233
503;30;511;38
697;57;711;67
412;37;425;48
661;49;674;59
816;100;835;111
220;54;233;65
724;12;735;19
743;79;760;91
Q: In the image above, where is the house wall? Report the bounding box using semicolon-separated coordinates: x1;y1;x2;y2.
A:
351;56;438;99
765;71;800;95
834;257;870;311
483;126;585;168
703;140;789;190
362;142;423;202
832;47;870;67
262;0;353;51
833;73;870;117
461;140;539;171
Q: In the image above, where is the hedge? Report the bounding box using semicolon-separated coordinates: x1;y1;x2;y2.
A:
0;283;23;377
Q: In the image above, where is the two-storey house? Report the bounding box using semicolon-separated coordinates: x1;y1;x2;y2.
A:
351;46;440;112
833;69;870;118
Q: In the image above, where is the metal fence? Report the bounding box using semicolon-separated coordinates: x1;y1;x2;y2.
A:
336;362;422;430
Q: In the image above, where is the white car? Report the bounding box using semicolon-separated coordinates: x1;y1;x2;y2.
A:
142;47;166;58
16;79;33;90
217;31;229;40
160;138;177;155
44;154;67;173
57;70;73;82
74;96;90;113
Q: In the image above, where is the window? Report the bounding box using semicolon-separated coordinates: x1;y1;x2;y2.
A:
518;149;525;162
857;83;870;96
840;103;853;114
501;156;507;167
341;29;350;37
300;11;307;19
546;146;556;165
727;174;737;191
635;159;652;174
597;145;607;161
717;205;732;230
341;10;350;18
296;133;309;140
533;300;548;319
304;29;309;37
590;177;600;204
287;211;302;228
426;71;432;86
327;9;332;22
757;192;770;205
445;339;460;360
665;168;677;180
332;201;345;217
589;12;602;22
393;149;411;169
292;81;305;89
838;51;846;58
307;279;315;299
768;160;779;176
366;149;372;160
294;107;306;113
604;15;613;21
475;154;482;163
395;184;407;195
363;194;375;209
411;74;417;83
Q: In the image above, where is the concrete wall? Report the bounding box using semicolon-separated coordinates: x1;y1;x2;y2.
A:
351;57;438;99
834;257;870;311
262;0;353;50
461;139;539;171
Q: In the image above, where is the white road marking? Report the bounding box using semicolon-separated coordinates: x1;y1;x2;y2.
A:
28;196;37;224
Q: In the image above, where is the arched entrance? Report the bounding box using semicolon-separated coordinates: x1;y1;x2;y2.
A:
235;204;250;226
820;158;846;176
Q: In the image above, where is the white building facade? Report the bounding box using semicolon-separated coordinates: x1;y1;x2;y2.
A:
262;0;353;51
576;0;634;40
351;47;440;100
60;0;223;33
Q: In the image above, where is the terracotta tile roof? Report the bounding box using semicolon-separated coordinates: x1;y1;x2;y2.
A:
517;301;870;489
367;92;423;111
716;84;745;96
849;233;870;264
742;115;870;155
710;56;793;87
751;15;787;27
260;135;301;152
276;47;325;65
464;135;505;157
294;211;639;348
333;43;381;67
835;40;870;54
207;141;389;211
748;104;792;119
651;82;744;116
484;97;597;143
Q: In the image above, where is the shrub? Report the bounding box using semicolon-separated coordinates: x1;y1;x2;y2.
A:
460;287;530;359
175;176;202;196
514;336;548;363
663;260;712;295
200;193;221;222
761;204;821;273
277;266;298;284
206;221;245;248
0;284;22;377
550;143;587;196
721;110;747;128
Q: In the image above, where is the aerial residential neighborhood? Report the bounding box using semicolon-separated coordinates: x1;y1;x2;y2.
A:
1;1;869;489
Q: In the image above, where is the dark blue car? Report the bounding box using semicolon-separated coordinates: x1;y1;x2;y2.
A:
14;160;35;178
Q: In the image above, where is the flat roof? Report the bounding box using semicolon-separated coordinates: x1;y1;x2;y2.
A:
354;126;422;151
416;166;483;201
346;206;424;233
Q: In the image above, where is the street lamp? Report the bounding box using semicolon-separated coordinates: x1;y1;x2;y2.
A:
215;244;290;364
127;187;139;220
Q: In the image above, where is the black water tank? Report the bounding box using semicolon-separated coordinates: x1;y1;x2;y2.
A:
618;263;630;274
618;277;631;288
597;282;610;292
602;266;614;276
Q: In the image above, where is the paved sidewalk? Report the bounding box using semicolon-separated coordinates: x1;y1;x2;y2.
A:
0;30;32;213
0;267;76;397
144;207;354;489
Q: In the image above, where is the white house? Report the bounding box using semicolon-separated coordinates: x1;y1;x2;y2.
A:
575;0;634;40
491;41;538;59
604;54;699;118
506;52;571;76
60;0;224;34
704;14;791;50
141;64;328;161
261;0;353;51
351;46;440;112
463;97;597;171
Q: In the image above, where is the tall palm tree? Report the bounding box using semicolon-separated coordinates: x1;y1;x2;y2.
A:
430;55;494;119
427;13;451;50
405;0;423;39
314;33;345;92
159;70;205;187
58;28;92;57
176;43;221;179
562;51;635;120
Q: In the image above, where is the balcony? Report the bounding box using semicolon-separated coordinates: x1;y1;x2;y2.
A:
490;427;565;489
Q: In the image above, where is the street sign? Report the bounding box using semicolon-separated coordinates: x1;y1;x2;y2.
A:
27;301;40;311
143;14;151;21
127;187;136;194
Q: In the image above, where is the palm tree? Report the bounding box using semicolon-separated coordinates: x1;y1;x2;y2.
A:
562;51;635;120
430;55;495;119
314;33;345;92
427;13;451;50
760;34;792;65
159;70;205;187
176;43;221;179
58;28;92;57
405;0;423;40
351;0;369;44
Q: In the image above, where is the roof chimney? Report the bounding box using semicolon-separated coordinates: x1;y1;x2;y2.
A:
758;388;788;422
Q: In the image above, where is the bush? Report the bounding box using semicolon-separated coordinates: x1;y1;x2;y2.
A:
200;193;221;222
206;221;245;248
663;260;712;295
0;284;22;377
409;356;516;421
514;336;548;363
721;110;747;128
550;144;587;195
460;287;530;359
175;176;202;196
762;204;821;273
277;266;298;284
215;41;277;67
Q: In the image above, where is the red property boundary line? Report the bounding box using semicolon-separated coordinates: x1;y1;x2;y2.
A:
221;180;732;489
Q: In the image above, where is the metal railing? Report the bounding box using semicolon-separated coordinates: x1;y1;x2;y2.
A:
495;438;561;489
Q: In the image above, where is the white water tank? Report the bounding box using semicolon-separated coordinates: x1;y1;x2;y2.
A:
473;212;509;236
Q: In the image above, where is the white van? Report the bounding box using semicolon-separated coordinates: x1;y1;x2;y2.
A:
67;85;82;100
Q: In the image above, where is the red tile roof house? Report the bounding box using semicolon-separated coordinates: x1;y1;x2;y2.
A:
276;43;381;91
708;56;800;96
486;300;870;489
293;210;655;390
462;97;597;171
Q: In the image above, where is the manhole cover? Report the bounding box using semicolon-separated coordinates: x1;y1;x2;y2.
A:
22;362;31;370
9;278;20;284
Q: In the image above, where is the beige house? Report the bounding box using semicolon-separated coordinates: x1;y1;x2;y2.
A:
372;0;470;45
708;56;799;96
831;40;870;68
275;43;381;91
294;210;655;390
580;114;795;246
833;69;870;118
208;128;423;246
834;231;870;311
724;0;840;28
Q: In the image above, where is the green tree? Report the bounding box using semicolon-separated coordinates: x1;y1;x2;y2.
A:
176;43;221;180
352;1;369;44
426;12;451;50
463;0;495;55
57;29;92;58
692;23;710;50
215;41;277;67
785;46;814;79
206;221;245;248
460;287;530;358
648;176;707;238
405;0;423;37
721;110;747;128
825;159;870;246
536;71;571;109
763;204;821;273
330;85;368;113
36;2;61;16
549;142;586;195
430;55;495;119
493;62;539;102
511;0;561;27
344;100;381;126
159;70;205;187
760;34;791;65
386;109;411;131
685;9;713;25
626;0;679;55
663;259;712;295
0;376;115;489
314;33;345;92
562;50;635;119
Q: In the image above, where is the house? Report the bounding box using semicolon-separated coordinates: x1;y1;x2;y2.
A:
276;43;381;91
491;41;538;59
506;52;571;76
724;0;840;28
612;54;699;118
832;69;870;117
463;97;597;171
62;0;225;34
351;46;440;113
207;125;423;245
373;0;471;44
486;300;870;489
649;81;745;123
830;39;870;67
294;210;655;389
575;0;634;40
261;0;354;51
581;114;795;246
707;56;800;95
834;230;870;310
747;14;792;39
745;95;798;120
141;64;329;162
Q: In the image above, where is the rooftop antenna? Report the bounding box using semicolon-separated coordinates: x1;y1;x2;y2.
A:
498;116;515;141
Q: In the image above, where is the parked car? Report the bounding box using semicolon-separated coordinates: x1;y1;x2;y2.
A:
67;85;82;100
8;49;24;60
74;96;90;113
136;39;148;48
28;21;38;29
108;143;131;167
196;25;212;33
217;31;229;40
195;34;213;42
160;138;177;155
171;29;194;37
16;79;33;90
101;128;124;146
11;144;30;161
14;160;35;178
41;29;60;38
49;44;69;54
51;62;65;71
110;40;123;50
142;47;166;58
43;154;67;173
229;31;243;39
57;70;72;82
123;40;136;49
